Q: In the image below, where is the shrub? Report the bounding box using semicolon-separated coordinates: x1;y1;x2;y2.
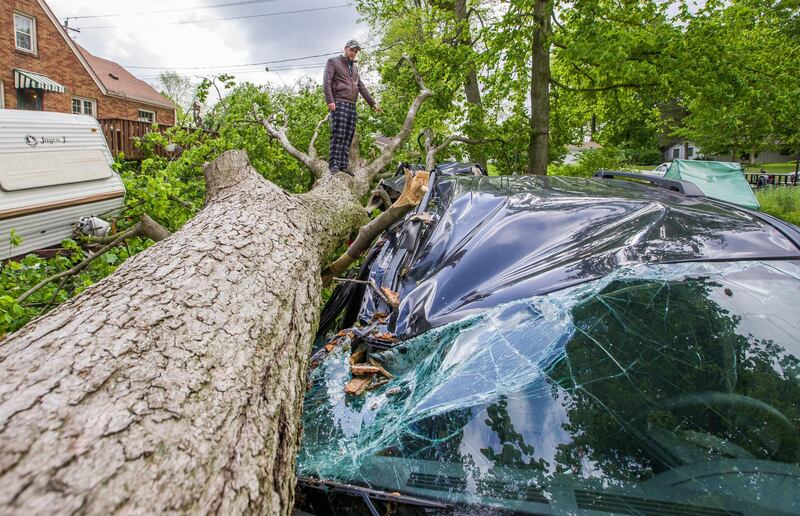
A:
549;146;629;177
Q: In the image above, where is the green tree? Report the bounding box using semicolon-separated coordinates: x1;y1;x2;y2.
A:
157;71;196;125
670;0;800;160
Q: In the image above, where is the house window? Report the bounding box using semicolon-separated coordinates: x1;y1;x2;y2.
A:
672;148;680;159
17;89;43;111
72;97;96;116
138;110;155;124
14;13;36;53
687;147;694;158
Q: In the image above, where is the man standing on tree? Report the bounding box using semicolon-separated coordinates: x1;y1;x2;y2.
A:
323;40;381;174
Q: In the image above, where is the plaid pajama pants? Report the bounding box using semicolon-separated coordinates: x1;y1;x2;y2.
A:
329;101;357;172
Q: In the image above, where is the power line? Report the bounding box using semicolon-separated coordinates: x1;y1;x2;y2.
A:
124;51;341;70
64;0;282;20
79;4;352;30
137;63;328;80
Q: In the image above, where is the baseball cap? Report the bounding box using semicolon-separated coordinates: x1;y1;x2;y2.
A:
345;39;362;50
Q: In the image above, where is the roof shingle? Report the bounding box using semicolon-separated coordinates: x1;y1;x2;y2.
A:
77;45;175;110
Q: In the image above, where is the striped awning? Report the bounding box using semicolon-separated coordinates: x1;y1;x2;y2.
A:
14;69;66;93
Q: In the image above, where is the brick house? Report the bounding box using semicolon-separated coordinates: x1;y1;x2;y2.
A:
0;0;176;127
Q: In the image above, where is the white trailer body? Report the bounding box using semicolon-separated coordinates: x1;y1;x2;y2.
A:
0;110;126;259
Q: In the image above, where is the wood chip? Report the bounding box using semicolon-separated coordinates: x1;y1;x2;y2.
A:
324;343;335;352
410;212;434;224
350;364;381;376
368;379;390;391
372;332;397;342
379;287;401;308
386;387;402;396
344;377;372;396
349;347;366;365
368;358;395;379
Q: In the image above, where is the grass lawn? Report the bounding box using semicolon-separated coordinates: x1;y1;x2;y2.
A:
745;161;798;174
756;186;800;226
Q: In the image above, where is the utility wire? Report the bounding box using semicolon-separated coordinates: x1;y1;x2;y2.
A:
137;63;327;80
64;0;282;20
124;51;341;70
79;4;352;30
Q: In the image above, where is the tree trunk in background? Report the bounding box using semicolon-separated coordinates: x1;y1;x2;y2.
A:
0;151;371;515
528;0;552;176
454;0;488;171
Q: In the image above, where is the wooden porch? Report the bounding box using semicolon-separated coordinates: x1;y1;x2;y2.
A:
744;171;799;187
98;118;171;160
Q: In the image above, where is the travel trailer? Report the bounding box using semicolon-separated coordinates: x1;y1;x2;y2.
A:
0;110;126;259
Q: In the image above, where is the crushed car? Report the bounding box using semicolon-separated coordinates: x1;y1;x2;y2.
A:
295;163;800;515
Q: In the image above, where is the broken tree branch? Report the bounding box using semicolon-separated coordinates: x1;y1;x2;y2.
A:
255;55;433;189
258;108;329;179
423;129;493;171
322;169;430;284
365;186;392;212
16;215;171;304
332;277;397;307
308;113;330;160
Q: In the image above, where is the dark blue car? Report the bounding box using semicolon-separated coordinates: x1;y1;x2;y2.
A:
296;166;800;515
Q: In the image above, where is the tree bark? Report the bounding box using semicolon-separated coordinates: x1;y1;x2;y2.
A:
0;57;433;515
527;0;552;176
454;0;488;171
0;152;370;515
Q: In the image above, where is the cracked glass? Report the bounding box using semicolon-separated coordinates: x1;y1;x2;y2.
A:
299;261;800;514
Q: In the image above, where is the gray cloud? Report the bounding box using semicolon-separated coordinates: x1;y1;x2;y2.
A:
49;0;368;84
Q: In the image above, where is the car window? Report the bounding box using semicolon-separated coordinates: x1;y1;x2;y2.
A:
299;260;800;514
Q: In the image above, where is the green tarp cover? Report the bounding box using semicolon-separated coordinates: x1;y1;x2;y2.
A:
664;159;760;210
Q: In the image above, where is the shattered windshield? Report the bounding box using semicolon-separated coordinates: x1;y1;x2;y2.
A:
299;261;800;514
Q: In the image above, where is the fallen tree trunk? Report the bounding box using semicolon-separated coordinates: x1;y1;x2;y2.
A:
0;151;367;514
0;57;433;514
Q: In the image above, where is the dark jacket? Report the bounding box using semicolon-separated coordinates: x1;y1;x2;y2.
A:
323;55;376;107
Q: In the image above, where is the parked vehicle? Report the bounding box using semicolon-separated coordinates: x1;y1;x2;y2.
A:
297;167;800;514
0;110;125;260
645;161;671;177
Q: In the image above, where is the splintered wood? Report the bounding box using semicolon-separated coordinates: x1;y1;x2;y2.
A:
344;377;373;396
344;346;395;395
351;365;382;375
349;347;366;365
379;287;401;308
368;358;394;379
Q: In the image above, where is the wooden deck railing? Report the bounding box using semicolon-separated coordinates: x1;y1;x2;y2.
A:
744;171;799;187
98;119;172;160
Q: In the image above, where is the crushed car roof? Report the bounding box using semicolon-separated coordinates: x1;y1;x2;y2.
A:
342;175;800;339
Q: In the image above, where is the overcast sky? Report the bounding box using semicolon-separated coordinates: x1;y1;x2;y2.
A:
46;0;368;89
